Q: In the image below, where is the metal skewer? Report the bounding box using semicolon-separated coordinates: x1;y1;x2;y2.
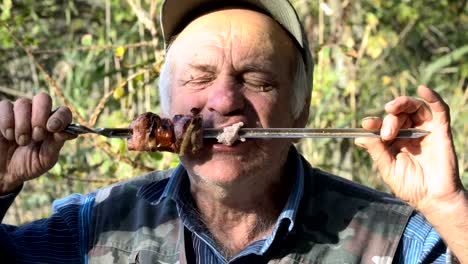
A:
65;124;133;138
65;124;429;139
205;128;428;139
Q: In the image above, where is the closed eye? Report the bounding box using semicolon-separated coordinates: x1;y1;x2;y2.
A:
244;81;274;92
241;74;275;92
183;74;215;88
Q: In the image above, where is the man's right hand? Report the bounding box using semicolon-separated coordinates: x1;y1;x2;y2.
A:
0;92;76;194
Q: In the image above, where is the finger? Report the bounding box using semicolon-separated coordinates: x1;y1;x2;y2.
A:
46;106;72;133
361;117;383;130
356;116;395;176
13;98;32;146
354;136;395;177
0;135;10;174
31;92;52;142
0;100;15;141
385;96;432;126
361;116;416;153
417;85;450;126
381;114;410;141
401;117;413;129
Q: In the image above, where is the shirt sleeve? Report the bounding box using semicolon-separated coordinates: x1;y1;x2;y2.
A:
395;211;450;264
0;193;95;264
0;185;23;222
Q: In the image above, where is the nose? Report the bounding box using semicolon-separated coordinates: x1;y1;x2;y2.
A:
206;76;245;115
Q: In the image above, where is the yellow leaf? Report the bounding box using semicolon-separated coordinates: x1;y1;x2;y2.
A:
115;46;126;59
113;85;125;99
345;80;357;95
345;37;355;48
366;13;379;27
399;74;408;88
378;36;389;48
367;46;382;58
382;75;392;85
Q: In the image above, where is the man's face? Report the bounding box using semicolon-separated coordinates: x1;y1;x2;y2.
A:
167;8;304;186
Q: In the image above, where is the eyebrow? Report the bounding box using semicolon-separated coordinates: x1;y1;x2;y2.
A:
240;64;274;75
187;63;217;73
186;61;277;77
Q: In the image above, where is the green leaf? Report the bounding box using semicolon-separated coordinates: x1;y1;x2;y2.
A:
135;73;144;82
0;0;12;21
119;140;127;155
148;151;163;161
366;13;379;27
421;45;468;83
80;34;93;46
460;63;468;78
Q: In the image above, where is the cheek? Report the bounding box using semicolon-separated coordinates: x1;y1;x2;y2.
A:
170;91;207;115
248;92;294;127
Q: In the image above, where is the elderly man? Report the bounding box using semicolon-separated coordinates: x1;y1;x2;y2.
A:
0;0;466;263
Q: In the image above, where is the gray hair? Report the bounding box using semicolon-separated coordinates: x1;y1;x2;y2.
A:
158;43;311;119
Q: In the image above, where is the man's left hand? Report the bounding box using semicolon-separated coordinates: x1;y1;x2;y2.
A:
355;85;465;214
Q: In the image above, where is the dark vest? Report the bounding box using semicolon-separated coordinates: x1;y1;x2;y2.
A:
87;160;412;264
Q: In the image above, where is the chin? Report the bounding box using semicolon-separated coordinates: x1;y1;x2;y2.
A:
182;152;254;186
180;139;291;186
194;163;246;186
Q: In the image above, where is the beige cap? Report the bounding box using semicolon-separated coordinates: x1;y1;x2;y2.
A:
160;0;314;80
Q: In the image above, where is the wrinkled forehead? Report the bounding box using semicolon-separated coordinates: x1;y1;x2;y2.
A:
170;3;296;42
169;8;297;67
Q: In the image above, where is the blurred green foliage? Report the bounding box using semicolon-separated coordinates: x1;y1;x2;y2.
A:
0;0;466;224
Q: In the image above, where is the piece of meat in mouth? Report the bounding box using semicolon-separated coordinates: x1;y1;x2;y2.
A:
216;122;245;146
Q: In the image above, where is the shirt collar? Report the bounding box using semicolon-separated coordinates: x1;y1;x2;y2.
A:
257;146;304;254
276;146;305;232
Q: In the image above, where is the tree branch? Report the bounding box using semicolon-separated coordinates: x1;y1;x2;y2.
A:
0;86;32;98
126;0;158;38
26;41;157;55
0;22;87;124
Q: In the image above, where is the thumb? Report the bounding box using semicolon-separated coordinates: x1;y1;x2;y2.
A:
355;117;395;175
355;137;394;174
417;85;450;127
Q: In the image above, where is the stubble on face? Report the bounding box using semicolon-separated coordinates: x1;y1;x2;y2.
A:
167;8;299;190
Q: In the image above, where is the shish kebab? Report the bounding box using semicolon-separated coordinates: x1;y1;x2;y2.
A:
65;108;429;155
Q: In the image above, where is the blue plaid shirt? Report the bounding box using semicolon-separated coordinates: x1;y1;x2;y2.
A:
0;148;450;263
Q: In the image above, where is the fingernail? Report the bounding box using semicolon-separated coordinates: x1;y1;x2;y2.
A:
18;134;30;145
385;100;396;108
381;127;391;138
355;140;365;148
5;128;14;140
33;127;46;141
47;119;62;131
362;117;378;122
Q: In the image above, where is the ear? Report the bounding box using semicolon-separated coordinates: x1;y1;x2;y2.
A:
293;94;311;128
290;95;310;143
